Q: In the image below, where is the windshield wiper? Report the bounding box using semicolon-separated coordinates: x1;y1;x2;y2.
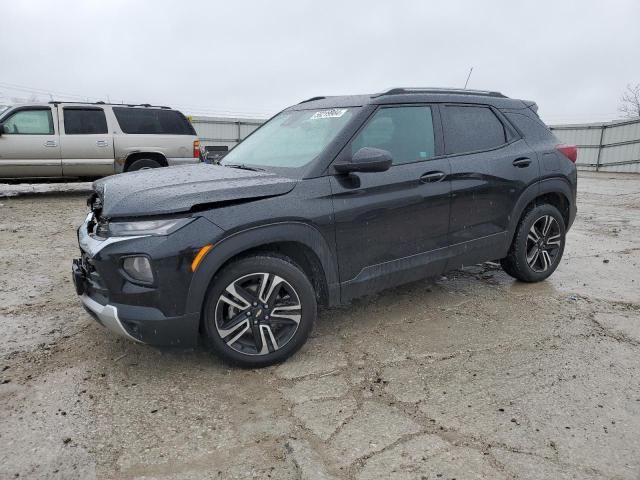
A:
223;163;264;172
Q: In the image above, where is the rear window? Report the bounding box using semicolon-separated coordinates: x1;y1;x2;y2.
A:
112;107;195;135
64;108;108;134
443;105;507;155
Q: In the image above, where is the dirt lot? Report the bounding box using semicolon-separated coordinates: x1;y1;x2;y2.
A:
1;172;639;480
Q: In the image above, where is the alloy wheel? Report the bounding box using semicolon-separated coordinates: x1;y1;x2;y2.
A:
526;215;562;273
214;272;302;356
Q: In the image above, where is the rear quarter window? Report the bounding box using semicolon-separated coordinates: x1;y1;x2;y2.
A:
112;108;196;135
504;112;557;143
443;105;507;155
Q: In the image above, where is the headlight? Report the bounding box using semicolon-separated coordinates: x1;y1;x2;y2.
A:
106;217;193;237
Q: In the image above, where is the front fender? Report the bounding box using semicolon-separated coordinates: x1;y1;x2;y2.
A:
185;221;340;315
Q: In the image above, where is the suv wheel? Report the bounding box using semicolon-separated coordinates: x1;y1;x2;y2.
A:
126;158;162;171
203;255;316;367
501;204;566;282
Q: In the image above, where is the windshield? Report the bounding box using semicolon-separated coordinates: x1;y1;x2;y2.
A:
221;107;358;169
0;105;10;116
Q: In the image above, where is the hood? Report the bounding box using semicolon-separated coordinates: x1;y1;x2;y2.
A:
92;164;297;218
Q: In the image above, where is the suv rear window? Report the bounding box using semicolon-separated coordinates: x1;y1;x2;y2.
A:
443;106;506;154
64;108;108;135
112;108;195;135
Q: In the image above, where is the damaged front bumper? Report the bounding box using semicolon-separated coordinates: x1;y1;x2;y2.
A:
71;213;210;347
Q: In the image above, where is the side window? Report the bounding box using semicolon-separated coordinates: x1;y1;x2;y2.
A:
351;106;435;165
112;107;195;135
64;108;108;135
443;106;507;155
504;112;554;143
3;109;54;135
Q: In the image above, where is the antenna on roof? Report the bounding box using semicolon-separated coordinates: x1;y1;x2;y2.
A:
464;67;474;89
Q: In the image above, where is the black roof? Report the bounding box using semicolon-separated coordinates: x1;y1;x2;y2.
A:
290;88;528;111
372;87;507;98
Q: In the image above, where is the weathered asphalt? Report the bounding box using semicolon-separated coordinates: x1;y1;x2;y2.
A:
1;172;639;479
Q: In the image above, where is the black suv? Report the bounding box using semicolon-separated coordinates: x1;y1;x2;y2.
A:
72;88;577;367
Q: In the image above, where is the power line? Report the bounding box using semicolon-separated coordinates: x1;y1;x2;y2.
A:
0;81;273;118
0;81;102;102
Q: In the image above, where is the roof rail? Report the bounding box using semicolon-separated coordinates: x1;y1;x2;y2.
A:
48;100;172;109
373;88;507;98
298;96;326;104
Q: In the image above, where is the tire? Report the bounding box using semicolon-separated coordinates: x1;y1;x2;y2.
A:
126;158;162;172
203;255;317;368
501;204;566;282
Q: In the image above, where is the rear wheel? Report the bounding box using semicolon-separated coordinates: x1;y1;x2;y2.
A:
501;204;566;282
126;158;162;172
203;255;316;367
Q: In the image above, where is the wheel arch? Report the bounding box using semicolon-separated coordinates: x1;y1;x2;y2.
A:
123;152;168;171
185;222;340;320
508;177;574;245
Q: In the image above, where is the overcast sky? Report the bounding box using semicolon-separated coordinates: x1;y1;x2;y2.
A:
1;0;639;124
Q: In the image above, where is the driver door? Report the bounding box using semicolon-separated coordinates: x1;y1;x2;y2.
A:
0;106;62;177
329;105;451;300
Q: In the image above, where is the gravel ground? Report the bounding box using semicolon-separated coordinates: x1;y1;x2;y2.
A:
0;172;639;480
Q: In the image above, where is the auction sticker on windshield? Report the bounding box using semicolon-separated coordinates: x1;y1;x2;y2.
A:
309;109;347;120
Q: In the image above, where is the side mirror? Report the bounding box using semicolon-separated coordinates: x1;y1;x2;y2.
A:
0;124;5;136
334;147;392;174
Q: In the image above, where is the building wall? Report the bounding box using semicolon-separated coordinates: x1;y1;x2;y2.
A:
550;118;640;173
190;116;265;151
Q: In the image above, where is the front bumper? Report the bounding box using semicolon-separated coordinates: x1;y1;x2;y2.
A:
72;212;220;347
80;293;141;343
73;257;201;346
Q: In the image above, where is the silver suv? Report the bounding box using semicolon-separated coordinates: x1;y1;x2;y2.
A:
0;102;201;178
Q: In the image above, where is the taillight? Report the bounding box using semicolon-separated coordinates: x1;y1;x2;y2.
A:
557;144;577;163
193;140;200;158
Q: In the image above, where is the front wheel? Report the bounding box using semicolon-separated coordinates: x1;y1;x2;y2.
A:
501;204;566;282
203;255;317;367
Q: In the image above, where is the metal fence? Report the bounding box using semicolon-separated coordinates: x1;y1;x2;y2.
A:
190;116;265;150
189;114;640;173
550;118;640;173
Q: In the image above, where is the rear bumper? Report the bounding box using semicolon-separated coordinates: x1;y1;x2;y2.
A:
166;157;201;166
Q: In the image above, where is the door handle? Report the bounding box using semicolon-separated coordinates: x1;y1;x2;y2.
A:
44;140;57;147
96;140;109;147
420;171;446;183
512;157;532;168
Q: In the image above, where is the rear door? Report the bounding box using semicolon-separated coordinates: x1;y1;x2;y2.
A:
59;106;115;177
330;104;451;299
443;104;540;266
0;106;61;177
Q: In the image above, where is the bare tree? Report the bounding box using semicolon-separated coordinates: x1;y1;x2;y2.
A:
619;83;640;118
